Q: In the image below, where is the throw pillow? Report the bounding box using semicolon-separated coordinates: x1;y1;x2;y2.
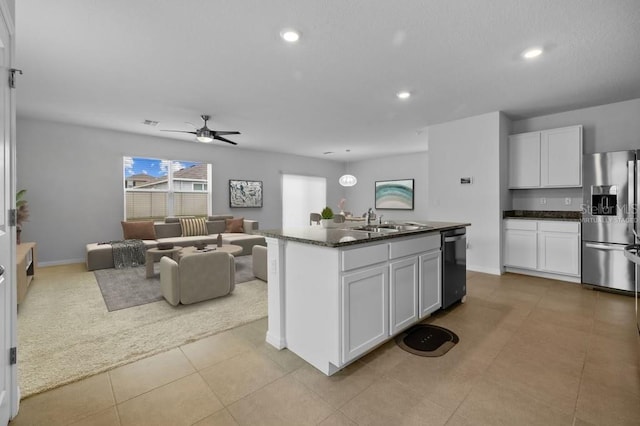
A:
225;217;245;233
121;221;156;240
180;217;208;236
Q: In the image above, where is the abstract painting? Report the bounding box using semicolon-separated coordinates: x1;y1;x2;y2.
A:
229;180;263;208
375;179;414;210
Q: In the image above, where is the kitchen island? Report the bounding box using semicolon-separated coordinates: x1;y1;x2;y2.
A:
255;221;469;375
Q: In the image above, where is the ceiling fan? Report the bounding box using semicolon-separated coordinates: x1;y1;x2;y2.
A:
161;115;240;145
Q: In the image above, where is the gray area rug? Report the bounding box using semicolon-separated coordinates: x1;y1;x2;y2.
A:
94;255;255;311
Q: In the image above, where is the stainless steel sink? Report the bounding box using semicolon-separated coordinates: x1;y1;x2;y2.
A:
352;222;434;234
352;225;399;233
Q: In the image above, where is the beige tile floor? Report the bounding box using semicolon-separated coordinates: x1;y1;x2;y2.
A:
10;271;640;426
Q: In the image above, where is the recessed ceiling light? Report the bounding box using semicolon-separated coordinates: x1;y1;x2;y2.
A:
280;30;300;43
396;91;411;100
522;47;543;59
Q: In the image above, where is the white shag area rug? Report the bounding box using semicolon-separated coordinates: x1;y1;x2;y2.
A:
17;263;268;398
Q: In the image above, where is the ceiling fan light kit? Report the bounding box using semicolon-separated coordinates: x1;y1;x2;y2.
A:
196;134;214;143
161;115;240;145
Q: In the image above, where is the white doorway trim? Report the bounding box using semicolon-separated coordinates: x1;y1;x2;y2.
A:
0;1;18;424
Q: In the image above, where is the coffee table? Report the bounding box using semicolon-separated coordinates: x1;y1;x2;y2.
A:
146;246;182;278
179;244;243;259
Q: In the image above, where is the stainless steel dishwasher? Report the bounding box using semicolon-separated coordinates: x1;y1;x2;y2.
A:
442;228;467;309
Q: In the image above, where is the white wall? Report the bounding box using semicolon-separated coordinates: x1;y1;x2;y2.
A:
344;151;429;222
17;117;345;264
427;111;506;274
510;188;583;211
512;98;640;154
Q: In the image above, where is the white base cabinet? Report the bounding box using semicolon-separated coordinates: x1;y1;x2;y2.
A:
389;257;419;335
267;232;446;375
419;250;442;318
504;220;538;269
503;219;581;281
341;265;389;362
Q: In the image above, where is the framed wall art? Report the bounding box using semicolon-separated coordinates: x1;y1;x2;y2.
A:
375;179;414;210
229;179;263;208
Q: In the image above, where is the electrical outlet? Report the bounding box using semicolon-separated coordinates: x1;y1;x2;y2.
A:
540;197;547;205
565;197;572;205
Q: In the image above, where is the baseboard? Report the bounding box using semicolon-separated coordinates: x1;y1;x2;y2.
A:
466;265;502;275
38;258;85;267
265;331;286;350
504;267;581;283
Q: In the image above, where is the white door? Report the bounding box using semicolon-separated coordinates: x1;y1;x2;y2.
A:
538;232;580;276
281;174;326;228
389;257;419;334
341;265;389;363
504;229;538;269
541;126;582;187
419;250;442;318
508;132;541;188
0;6;16;424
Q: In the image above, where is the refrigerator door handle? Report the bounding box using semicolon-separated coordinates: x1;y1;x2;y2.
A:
585;243;626;251
629;160;636;238
636;159;640;241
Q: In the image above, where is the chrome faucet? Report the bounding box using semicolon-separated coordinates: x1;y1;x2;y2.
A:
366;208;375;225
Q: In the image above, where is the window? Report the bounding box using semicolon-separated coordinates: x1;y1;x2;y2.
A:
123;156;212;221
192;183;206;191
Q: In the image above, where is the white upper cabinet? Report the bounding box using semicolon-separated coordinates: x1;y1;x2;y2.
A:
541;126;582;187
508;132;541;188
509;125;582;189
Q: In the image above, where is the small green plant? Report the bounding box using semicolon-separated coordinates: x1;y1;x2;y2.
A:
321;207;334;219
16;189;29;229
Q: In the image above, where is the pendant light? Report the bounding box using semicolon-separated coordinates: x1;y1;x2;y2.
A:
339;174;357;187
339;149;357;187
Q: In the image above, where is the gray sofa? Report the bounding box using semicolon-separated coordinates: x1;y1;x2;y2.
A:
85;215;266;271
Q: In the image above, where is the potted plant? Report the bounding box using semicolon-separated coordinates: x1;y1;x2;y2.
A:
320;206;334;228
16;189;30;244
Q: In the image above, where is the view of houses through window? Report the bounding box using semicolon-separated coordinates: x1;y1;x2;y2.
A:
123;156;212;221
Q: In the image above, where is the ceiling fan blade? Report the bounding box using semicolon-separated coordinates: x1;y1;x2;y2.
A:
213;131;241;136
160;130;198;135
214;135;238;145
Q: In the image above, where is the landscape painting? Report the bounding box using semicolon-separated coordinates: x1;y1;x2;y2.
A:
229;180;263;208
375;179;414;210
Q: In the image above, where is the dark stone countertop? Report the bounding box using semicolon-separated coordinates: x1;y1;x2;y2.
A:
254;221;470;248
503;210;582;221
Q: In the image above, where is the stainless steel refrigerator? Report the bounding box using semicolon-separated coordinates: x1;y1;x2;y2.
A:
582;150;638;293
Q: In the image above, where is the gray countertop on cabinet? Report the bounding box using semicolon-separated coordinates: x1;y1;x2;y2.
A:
503;210;582;222
254;221;470;248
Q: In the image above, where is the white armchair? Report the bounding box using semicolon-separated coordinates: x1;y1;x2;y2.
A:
160;251;235;306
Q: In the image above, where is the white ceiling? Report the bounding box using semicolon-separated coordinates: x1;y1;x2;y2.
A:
15;1;640;161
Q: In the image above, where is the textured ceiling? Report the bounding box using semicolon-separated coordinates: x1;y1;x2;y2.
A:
15;0;640;160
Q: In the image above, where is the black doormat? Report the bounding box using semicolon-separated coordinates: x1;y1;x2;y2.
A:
395;324;459;357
